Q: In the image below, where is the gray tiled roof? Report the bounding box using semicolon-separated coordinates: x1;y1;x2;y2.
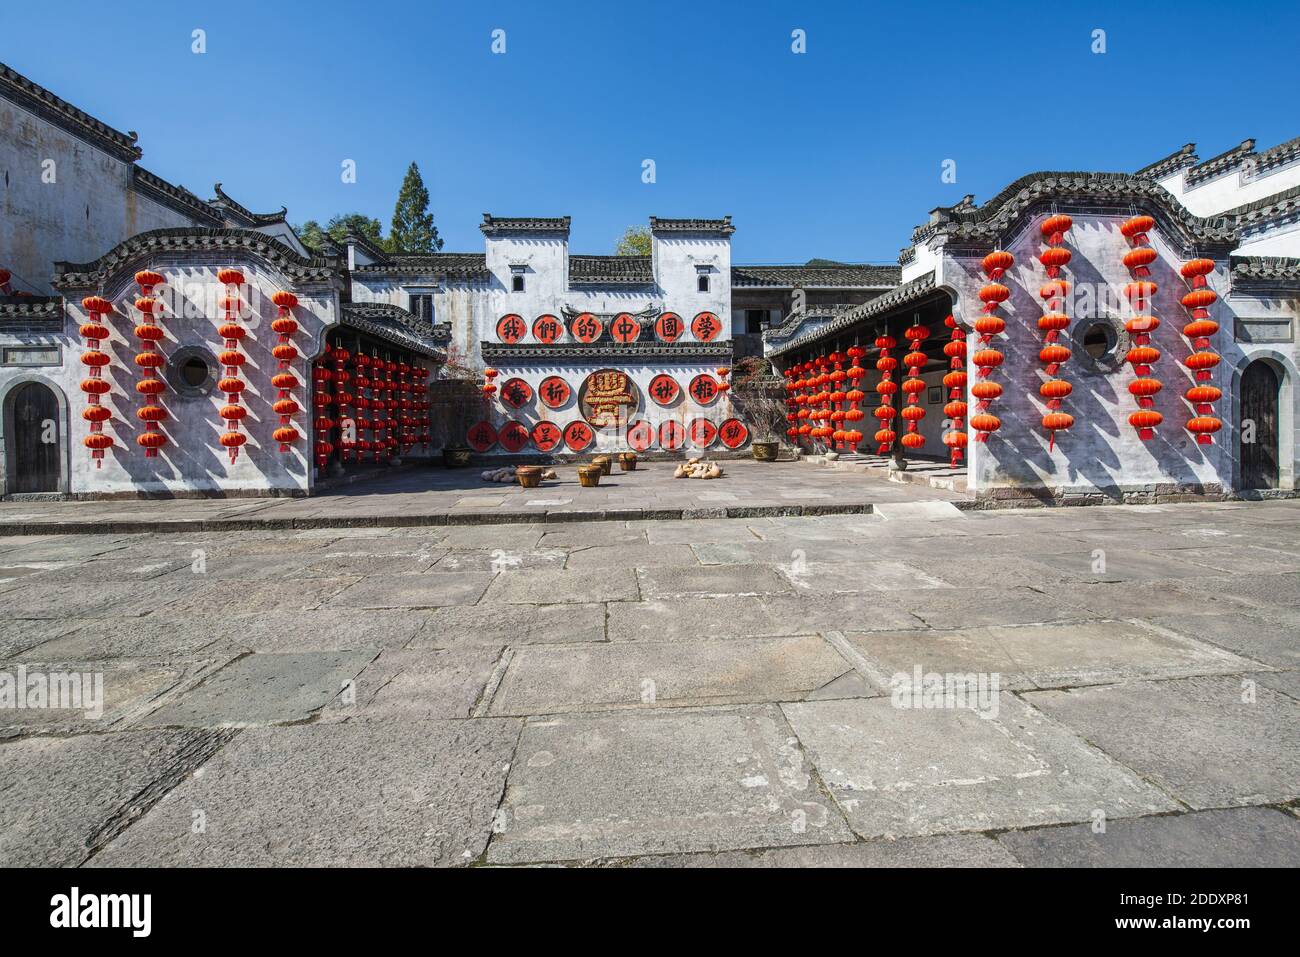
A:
51;228;341;289
769;272;940;358
732;263;899;288
1230;256;1300;284
209;183;288;227
1185;139;1256;185
354;253;489;280
568;255;653;285
0;60;141;162
1135;143;1198;179
480;215;571;235
0;295;63;332
341;302;449;359
649;216;735;235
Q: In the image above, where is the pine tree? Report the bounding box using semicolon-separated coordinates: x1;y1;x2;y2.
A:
388;162;442;253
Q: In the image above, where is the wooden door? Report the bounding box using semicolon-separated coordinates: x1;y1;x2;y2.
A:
1240;361;1280;490
9;383;61;493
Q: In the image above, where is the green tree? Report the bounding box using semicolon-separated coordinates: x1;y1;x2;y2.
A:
615;226;652;256
388;162;442;253
294;213;385;253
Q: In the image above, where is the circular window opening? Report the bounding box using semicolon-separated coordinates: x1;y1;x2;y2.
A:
167;346;219;397
1083;322;1116;360
180;356;210;388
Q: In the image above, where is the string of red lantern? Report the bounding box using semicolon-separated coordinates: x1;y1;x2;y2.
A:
900;321;929;452
716;366;731;396
79;295;115;468
1120;215;1163;440
353;354;372;460
845;345;866;453
942;315;967;466
312;357;334;470
1180;258;1222;444
415;366;432;451
131;271;169;457
825;353;844;451
972;250;1012;441
784;367;800;444
215;269;248;464
873;333;899;454
332;346;352;464
1037;215;1075;450
269;291;300;453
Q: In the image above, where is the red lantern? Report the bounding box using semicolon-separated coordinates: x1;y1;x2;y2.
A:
873;335;899;454
1035;215;1075;449
216;269;249;462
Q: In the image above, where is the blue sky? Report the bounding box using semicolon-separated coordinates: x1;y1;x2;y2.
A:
7;0;1298;263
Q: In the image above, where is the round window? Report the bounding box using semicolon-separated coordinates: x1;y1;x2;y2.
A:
1072;317;1126;374
167;347;218;396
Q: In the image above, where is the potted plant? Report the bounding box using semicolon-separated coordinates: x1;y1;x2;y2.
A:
729;356;788;462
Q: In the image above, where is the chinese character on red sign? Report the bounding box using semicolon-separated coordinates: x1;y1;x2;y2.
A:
609;313;641;344
531;421;562;452
659;420;686;450
718;417;749;449
564;420;595;451
499;420;530;452
627;420;654;451
500;378;534;408
496;314;527;344
648;374;680;407
655;312;683;343
538;375;572;409
467;421;498;452
689;373;719;404
688;418;718;448
691;311;721;342
570;313;602;343
532;314;562;344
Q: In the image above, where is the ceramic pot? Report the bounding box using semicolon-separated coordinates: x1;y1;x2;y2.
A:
751;441;779;462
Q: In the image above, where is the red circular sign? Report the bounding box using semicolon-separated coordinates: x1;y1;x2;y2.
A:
659;420;686;450
496;314;527;344
689;373;720;405
467;421;498;452
499;420;530;452
718;418;750;449
569;312;603;343
531;420;563;452
627;420;655;452
538;375;572;409
648;374;681;407
691;311;722;342
609;312;641;344
500;378;534;409
532;314;563;344
655;312;684;343
688;418;718;448
564;420;595;452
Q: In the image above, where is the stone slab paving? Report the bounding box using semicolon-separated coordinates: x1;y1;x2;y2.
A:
488;636;855;716
89;720;520;867
1024;676;1300;810
997;807;1300;868
0;497;1296;866
486;706;854;864
781;694;1179;840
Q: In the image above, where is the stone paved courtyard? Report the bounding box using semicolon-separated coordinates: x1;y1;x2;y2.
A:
1;495;1298;867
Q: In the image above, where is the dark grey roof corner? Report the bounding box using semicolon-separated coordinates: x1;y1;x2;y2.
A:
132;167;223;227
480;214;572;236
1135;143;1199;179
1186;139;1257;185
340;302;448;360
1230;255;1300;285
648;216;735;236
568;255;654;285
1255;135;1300;176
0;60;142;163
898;246;917;266
342;230;390;264
0;295;64;332
769;272;941;358
209;183;289;227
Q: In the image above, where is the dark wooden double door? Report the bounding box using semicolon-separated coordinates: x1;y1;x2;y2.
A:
7;383;61;493
1240;361;1281;490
